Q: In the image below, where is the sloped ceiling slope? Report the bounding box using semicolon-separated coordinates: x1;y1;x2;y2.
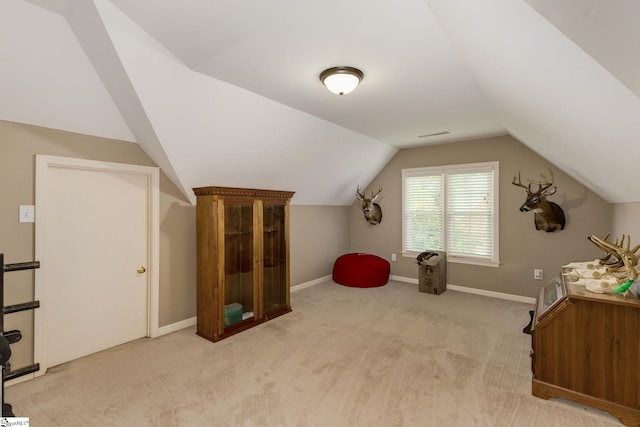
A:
526;0;640;98
105;0;505;147
4;0;398;205
82;0;400;205
425;0;640;203
0;1;135;143
3;0;640;204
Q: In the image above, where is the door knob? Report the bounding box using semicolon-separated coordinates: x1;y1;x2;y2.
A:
137;266;146;274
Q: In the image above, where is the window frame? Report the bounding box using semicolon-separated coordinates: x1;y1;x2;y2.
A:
402;161;500;267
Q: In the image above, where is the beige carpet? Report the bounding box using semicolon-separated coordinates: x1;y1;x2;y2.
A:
7;280;622;426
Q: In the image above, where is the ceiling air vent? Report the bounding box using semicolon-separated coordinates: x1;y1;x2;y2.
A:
418;131;450;138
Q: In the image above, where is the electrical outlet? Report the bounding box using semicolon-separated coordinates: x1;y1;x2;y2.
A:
391;253;397;261
534;269;543;280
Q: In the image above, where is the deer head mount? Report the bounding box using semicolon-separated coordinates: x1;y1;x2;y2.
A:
356;185;383;225
512;169;566;232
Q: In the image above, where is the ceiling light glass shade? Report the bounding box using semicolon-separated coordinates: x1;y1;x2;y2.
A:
319;66;364;95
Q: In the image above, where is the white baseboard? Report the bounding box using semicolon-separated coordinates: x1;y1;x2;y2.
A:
155;275;334;336
389;274;416;284
156;275;334;337
5;373;35;387
157;316;196;336
448;284;536;304
390;275;536;305
291;275;332;292
155;275;533;338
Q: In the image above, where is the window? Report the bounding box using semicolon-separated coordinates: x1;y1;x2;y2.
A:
402;162;499;267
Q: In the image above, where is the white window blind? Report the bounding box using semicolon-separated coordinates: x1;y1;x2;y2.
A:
402;162;499;266
403;170;444;252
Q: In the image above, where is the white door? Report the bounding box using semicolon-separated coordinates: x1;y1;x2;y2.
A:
35;156;159;372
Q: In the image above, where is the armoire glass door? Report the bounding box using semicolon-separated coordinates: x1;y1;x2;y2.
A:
262;203;286;314
223;202;254;325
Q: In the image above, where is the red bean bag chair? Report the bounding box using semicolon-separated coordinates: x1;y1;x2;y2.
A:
332;253;390;288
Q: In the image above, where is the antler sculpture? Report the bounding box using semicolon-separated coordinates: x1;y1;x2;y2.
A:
564;234;640;295
588;234;640;282
588;233;623;267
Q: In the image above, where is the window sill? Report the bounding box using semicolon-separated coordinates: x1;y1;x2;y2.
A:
402;252;500;268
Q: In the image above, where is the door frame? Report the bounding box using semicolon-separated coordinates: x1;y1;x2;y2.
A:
34;155;160;377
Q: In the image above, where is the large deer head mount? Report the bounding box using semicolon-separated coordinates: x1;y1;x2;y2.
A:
512;169;566;232
356;185;383;225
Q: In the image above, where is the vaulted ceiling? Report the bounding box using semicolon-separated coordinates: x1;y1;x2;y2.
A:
2;0;639;205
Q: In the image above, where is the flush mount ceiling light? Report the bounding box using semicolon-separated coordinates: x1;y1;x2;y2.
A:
319;66;364;95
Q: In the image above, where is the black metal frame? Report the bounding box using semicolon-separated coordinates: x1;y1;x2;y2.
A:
1;253;41;417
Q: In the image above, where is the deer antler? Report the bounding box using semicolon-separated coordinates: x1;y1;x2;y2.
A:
370;186;382;200
527;169;555;193
511;172;530;191
588;234;640;282
356;185;382;201
588;233;617;264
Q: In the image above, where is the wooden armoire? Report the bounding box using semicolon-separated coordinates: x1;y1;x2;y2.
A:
193;186;294;342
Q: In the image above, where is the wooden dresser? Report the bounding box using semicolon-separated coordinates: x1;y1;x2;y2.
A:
531;273;640;426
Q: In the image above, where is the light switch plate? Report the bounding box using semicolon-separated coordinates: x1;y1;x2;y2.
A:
19;205;35;223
